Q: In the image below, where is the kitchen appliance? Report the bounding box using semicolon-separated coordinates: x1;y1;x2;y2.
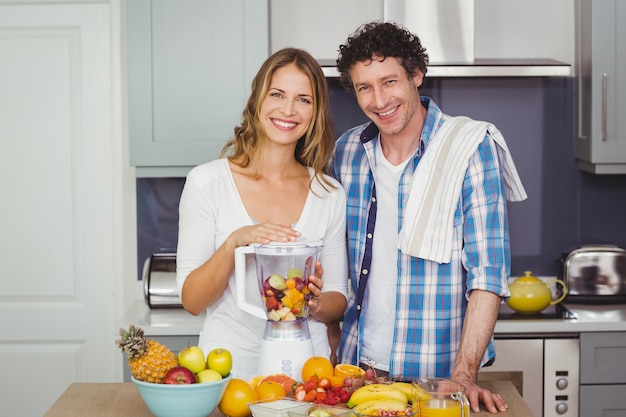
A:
142;252;182;308
235;240;321;378
487;300;580;417
480;334;579;417
559;244;626;303
507;271;568;314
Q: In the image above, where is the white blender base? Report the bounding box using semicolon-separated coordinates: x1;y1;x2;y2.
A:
258;338;313;379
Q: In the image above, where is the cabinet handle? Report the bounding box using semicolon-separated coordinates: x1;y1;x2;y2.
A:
602;73;607;141
575;2;586;140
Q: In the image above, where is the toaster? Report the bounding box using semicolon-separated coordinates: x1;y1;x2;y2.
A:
142;252;183;308
559;244;626;303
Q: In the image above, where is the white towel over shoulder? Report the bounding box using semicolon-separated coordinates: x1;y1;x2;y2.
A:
396;116;527;263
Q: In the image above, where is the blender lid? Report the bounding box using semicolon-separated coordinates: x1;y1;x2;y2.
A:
250;239;323;248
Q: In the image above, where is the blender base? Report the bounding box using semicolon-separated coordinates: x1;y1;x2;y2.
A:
258;338;313;379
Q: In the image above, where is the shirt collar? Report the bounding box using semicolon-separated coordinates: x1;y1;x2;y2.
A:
357;96;440;157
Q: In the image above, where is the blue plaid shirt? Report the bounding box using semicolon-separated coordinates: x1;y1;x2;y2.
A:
332;97;511;380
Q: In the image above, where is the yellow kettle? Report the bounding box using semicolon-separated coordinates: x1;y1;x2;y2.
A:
507;271;568;314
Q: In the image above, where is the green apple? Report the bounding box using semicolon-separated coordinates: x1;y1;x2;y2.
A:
287;267;302;279
308;410;332;417
178;345;206;374
268;273;287;290
197;368;223;383
206;348;233;377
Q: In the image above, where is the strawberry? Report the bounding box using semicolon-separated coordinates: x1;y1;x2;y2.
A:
318;377;331;389
304;389;317;402
304;375;319;391
314;391;327;403
294;388;307;401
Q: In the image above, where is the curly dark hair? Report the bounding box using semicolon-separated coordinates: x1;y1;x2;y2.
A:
336;21;429;91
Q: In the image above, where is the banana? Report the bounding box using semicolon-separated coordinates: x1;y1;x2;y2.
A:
352;399;410;416
347;384;408;408
389;382;415;403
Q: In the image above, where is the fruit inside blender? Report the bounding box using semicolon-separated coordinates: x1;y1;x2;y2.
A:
262;266;310;321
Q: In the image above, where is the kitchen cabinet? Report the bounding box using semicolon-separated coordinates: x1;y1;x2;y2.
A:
272;0;573;77
127;0;268;177
574;0;626;174
122;335;199;382
579;332;626;417
269;0;382;63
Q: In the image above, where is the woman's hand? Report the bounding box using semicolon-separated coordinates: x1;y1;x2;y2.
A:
227;223;301;248
307;261;324;303
307;260;347;327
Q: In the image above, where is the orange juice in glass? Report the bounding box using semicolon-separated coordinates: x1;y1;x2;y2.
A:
412;378;470;417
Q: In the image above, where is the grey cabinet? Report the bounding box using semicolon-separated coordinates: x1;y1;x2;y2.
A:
122;334;199;382
579;385;626;416
127;0;268;177
574;0;626;174
579;332;626;417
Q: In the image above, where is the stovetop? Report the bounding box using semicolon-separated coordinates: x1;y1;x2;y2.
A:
498;303;577;320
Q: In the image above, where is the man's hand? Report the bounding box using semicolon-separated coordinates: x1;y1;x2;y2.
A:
451;290;508;413
451;376;508;414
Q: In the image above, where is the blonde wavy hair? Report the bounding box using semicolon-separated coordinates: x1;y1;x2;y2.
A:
220;48;336;191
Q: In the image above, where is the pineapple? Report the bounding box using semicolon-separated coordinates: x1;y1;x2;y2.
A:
116;324;178;383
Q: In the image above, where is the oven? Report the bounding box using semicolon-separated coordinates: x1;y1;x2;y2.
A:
478;304;580;417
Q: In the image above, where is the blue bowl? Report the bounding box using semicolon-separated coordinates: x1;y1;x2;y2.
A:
132;373;232;417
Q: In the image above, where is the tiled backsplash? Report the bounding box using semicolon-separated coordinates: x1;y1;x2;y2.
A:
136;77;626;279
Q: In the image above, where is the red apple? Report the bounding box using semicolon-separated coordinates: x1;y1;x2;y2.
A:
163;366;197;384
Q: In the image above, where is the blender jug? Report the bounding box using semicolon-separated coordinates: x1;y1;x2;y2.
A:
235;240;322;377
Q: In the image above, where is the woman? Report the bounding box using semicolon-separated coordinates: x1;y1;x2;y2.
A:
176;48;348;380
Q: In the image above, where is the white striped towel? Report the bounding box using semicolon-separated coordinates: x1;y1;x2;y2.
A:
396;116;528;263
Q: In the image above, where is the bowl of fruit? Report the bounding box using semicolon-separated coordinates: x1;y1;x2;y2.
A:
132;373;232;417
116;324;233;417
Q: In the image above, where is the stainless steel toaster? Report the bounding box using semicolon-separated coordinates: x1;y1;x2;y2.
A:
142;252;183;308
559;244;626;303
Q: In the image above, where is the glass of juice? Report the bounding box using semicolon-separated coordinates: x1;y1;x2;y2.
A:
412;378;470;417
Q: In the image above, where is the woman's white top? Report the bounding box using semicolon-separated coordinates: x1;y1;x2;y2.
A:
176;158;348;380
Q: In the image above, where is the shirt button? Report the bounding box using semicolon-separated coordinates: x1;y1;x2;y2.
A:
372;197;376;203
362;269;368;275
357;305;361;311
367;233;372;239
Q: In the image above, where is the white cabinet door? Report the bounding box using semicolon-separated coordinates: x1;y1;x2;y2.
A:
0;3;128;415
575;0;626;173
127;0;268;176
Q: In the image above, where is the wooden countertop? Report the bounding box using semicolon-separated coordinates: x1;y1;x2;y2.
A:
44;380;534;417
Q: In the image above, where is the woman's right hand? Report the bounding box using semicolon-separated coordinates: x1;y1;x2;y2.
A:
228;223;301;248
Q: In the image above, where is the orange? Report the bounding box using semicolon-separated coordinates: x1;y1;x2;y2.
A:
219;378;257;417
259;373;297;394
255;380;286;401
334;363;366;379
248;375;263;387
301;356;334;382
330;375;346;388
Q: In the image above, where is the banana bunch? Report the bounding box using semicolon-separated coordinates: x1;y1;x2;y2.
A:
347;383;417;415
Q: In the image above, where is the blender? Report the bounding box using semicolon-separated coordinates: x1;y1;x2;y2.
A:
235;240;322;378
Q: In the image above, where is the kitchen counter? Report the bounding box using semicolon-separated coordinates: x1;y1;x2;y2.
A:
495;302;626;334
120;299;205;336
122;299;626;337
44;380;534;417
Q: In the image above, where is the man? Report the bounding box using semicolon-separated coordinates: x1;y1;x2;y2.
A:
331;22;527;413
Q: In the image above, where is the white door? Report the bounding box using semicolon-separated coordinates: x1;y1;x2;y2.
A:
0;2;131;416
